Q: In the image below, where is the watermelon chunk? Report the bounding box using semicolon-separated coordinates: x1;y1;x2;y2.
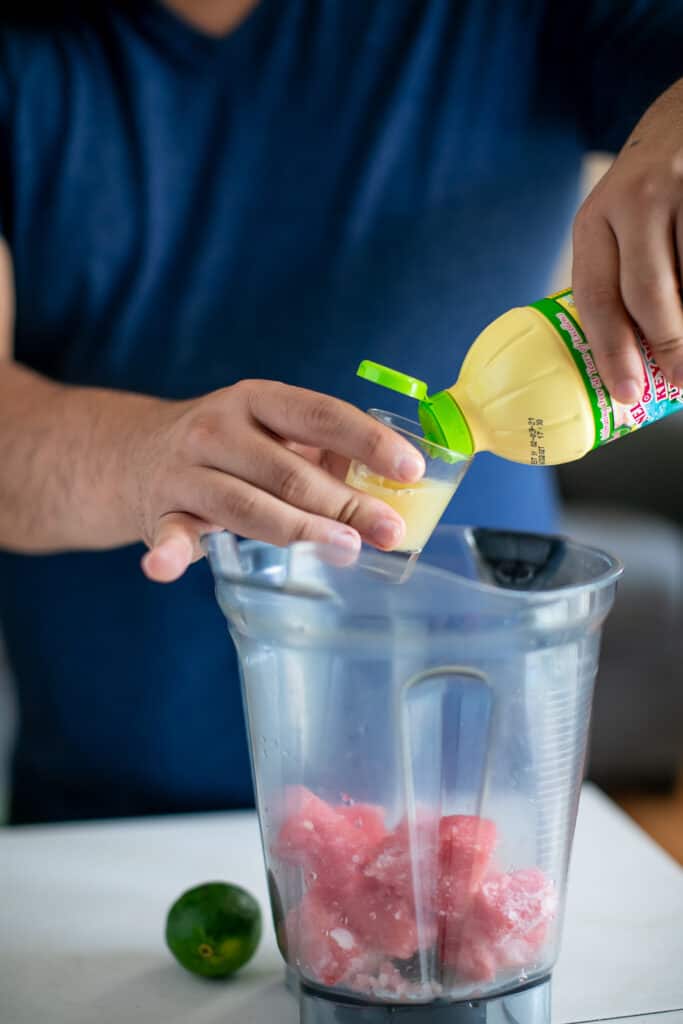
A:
438;815;498;916
448;934;498;984
360;813;440;959
441;868;557;982
276;787;342;866
347;875;428;960
473;868;556;943
274;787;387;897
336;802;387;849
364;812;439;893
476;868;556;973
364;812;497;925
273;788;555;992
285;890;375;987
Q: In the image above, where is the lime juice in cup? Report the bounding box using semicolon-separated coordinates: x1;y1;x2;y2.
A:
346;409;471;566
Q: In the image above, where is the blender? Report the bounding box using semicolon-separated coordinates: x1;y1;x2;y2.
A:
204;526;621;1022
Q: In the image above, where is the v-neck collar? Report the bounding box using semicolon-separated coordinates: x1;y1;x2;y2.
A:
131;0;272;67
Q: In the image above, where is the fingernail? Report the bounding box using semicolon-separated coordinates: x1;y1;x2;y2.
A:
370;518;404;549
328;527;361;552
395;451;424;482
613;378;641;405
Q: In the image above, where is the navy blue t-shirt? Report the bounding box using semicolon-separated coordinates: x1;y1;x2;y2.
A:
0;2;681;822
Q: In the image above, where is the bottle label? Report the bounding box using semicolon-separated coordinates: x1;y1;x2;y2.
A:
533;288;683;449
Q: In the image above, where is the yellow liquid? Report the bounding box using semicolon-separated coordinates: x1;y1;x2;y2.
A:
449;295;595;466
345;465;457;552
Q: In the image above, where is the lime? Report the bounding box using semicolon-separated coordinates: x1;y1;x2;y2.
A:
165;881;262;979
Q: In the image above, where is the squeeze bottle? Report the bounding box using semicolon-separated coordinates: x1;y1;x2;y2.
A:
358;288;683;466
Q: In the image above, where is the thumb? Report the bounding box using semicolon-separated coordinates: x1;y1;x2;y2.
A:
141;512;215;583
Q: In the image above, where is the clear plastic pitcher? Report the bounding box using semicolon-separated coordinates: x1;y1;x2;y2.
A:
205;527;621;1023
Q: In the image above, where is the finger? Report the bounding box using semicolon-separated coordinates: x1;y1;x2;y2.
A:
181;466;403;552
674;204;683;378
245;383;425;482
142;511;212;583
267;441;351;481
572;210;644;404
284;442;324;465
192;437;407;549
615;206;683;387
319;450;351;481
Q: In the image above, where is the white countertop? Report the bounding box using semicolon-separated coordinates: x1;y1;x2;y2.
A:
1;783;681;1024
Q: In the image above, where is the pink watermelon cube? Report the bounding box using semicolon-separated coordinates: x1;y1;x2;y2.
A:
360;813;440;958
336;802;388;849
448;932;498;983
274;788;555;992
364;812;440;895
285;890;375;987
276;787;343;866
346;875;428;960
441;867;556;982
274;787;387;897
438;815;498;916
471;868;556;944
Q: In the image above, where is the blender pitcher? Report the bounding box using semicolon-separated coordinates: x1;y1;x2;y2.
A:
204;526;621;1023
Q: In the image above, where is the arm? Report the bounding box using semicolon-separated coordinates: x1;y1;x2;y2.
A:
573;78;683;402
0;243;423;580
553;2;683;400
0;239;177;552
0;361;168;553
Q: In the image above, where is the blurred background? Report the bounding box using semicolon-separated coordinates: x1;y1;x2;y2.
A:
0;155;681;859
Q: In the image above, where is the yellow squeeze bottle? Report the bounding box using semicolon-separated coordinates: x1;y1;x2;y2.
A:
358;288;683;467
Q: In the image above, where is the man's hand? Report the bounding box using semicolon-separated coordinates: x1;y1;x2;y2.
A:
0;243;422;584
573;77;683;403
135;380;424;583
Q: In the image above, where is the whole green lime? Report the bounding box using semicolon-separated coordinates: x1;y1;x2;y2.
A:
165;881;262;979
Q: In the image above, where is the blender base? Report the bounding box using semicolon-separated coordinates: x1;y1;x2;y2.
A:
296;976;552;1023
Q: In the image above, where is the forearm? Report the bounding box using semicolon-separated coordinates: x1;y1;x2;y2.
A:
0;360;170;552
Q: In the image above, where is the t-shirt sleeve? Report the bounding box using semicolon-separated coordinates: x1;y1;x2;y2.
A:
545;1;683;154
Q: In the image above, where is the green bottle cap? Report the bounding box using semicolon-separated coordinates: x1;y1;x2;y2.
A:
357;360;429;400
356;360;474;458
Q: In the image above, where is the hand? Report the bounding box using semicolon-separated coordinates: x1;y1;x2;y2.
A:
572;77;683;403
133;379;424;583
